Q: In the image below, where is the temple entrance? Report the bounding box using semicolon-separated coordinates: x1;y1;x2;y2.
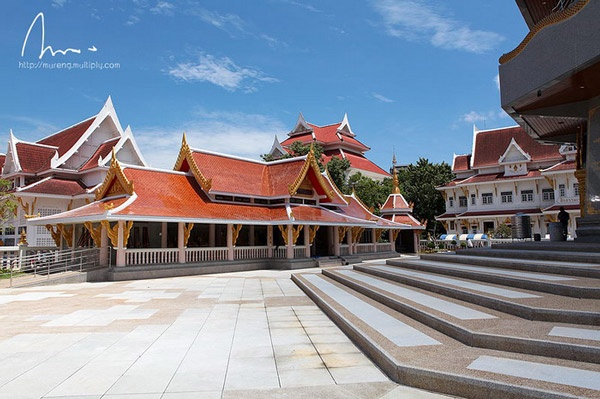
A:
312;226;332;257
396;230;415;253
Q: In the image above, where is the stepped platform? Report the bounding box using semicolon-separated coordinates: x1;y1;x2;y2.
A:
292;247;600;398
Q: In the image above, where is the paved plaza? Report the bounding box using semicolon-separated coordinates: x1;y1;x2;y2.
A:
0;265;452;399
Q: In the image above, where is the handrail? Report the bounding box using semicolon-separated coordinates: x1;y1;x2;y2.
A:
499;0;589;64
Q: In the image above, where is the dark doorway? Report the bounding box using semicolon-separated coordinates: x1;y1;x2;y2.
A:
312;226;332;257
396;230;415;253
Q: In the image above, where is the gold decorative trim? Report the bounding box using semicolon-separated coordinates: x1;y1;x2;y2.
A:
173;133;212;192
308;225;320;244
289;144;334;201
45;225;62;247
338;226;349;243
184;223;194;247
123;221;134;248
101;220;119;248
58;224;73;247
95;149;135;201
499;0;590;64
84;222;102;247
232;224;243;246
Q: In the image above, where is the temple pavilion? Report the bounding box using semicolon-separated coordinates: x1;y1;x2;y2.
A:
29;135;423;268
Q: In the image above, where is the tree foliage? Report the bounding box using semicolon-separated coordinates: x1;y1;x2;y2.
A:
396;158;453;234
0;179;17;229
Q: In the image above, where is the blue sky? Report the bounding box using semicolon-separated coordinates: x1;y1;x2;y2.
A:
0;0;528;170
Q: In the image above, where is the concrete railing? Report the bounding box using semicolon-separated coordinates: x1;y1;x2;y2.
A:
234;246;269;260
186;247;228;263
126;248;179;265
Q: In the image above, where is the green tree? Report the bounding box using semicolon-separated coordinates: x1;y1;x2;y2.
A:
396;158;453;234
0;179;17;231
326;156;351;190
261;141;325;171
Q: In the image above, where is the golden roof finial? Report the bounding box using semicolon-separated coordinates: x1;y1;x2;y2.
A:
392;153;401;194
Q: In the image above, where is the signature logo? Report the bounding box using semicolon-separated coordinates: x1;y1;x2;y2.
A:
21;12;97;59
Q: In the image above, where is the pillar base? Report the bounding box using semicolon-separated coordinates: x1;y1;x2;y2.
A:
575;215;600;243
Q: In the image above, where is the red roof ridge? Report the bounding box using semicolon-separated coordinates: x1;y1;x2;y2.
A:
36;115;96;143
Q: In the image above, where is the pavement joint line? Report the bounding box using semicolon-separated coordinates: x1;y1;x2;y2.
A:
261;279;282;389
161;300;219;397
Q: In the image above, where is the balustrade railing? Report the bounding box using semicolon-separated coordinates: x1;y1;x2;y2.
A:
126;248;179;265
234;246;269;260
186;247;228;263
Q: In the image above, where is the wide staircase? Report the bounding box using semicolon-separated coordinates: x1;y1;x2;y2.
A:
292;244;600;399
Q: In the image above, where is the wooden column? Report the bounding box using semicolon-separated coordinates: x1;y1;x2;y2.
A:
267;225;273;257
100;224;108;265
161;222;167;248
304;225;311;258
333;226;340;256
347;228;353;255
177;222;185;263
286;226;294;259
227;224;234;260
116;221;125;267
209;224;216;247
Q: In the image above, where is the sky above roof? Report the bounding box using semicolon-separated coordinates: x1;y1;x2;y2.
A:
0;0;527;170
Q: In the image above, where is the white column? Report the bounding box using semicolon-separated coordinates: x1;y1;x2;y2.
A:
249;225;255;246
304;225;311;258
333;226;340;256
371;228;377;252
286;226;294;259
209;224;216;247
161;222;167;248
116;221;125;267
347;228;353;255
413;231;419;254
227;224;234;260
267;225;273;257
177;222;185;263
100;225;108;265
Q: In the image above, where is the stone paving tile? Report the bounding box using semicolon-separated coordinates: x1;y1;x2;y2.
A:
0;265;415;399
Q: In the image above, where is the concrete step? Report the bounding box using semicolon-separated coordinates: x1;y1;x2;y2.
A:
292;272;600;399
355;264;600;325
491;242;600;253
386;259;600;299
323;268;600;364
421;253;600;279
457;248;600;264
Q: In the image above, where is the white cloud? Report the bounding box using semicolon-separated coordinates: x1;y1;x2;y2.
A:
134;110;287;169
370;0;504;53
494;74;500;90
168;52;278;92
372;93;394;103
150;1;175;16
52;0;67;8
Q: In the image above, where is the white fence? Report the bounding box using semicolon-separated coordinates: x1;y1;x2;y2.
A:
234;246;269;260
186;247;228;263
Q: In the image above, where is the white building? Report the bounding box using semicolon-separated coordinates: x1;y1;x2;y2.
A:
436;125;580;238
0;97;146;246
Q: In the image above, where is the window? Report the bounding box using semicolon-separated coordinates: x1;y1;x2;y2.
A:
471;194;476;205
501;191;513;203
521;190;534;202
448;196;454;207
450;221;455;230
542;189;555;201
482;193;493;205
559;184;566;197
574;183;579;196
459;196;467;207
